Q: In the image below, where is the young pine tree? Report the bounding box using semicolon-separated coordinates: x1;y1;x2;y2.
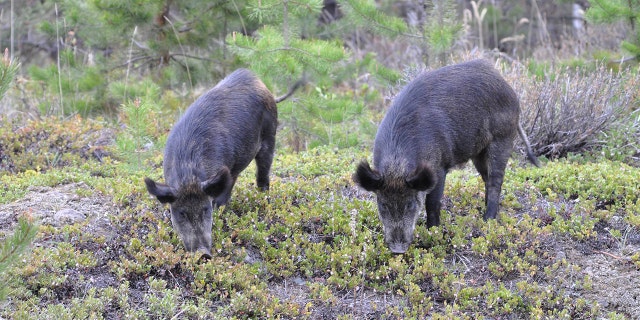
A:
0;50;38;302
227;0;410;150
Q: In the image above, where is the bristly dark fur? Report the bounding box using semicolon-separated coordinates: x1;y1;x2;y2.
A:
354;59;539;254
160;68;278;204
144;68;301;257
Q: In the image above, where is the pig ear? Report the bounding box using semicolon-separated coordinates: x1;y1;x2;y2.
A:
201;166;232;198
405;163;436;191
353;161;383;191
145;178;177;203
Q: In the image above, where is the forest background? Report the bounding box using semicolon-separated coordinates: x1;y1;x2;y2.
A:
1;0;640;318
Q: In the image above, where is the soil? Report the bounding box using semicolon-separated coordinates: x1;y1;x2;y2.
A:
0;183;116;241
572;247;640;318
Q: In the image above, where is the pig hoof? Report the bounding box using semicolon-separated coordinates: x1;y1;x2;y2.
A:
198;253;212;262
197;248;213;262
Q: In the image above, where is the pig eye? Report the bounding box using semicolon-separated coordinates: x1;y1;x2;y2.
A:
405;202;416;211
173;210;186;222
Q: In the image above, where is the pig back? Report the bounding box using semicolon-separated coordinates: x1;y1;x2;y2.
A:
163;69;277;186
374;60;520;170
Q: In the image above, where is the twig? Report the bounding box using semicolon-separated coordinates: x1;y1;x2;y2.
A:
169;53;214;62
124;26;137;104
610;56;638;64
55;4;64;116
170;308;186;320
165;16;193;94
10;0;14;60
593;250;631;261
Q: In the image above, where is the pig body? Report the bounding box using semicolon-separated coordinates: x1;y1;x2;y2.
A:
354;60;538;254
145;69;297;259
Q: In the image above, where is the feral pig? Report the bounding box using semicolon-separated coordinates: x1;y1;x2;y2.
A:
354;59;539;254
145;69;302;259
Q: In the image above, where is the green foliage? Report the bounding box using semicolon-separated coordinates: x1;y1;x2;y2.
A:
1;137;640;317
19;0;258;116
586;0;640;59
0;51;19;99
228;25;346;79
0;116;109;174
0;215;38;301
422;0;463;65
114;80;169;170
512;160;640;211
28;51;107;115
229;0;405;150
248;0;324;25
60;0;247;69
586;0;639;25
339;0;409;37
598;109;640;163
277;83;379;149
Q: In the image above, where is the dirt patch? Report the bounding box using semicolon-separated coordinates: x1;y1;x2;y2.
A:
269;278;406;318
0;182;116;240
571;246;640;318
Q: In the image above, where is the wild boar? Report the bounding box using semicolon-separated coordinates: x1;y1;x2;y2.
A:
353;59;539;254
145;69;302;259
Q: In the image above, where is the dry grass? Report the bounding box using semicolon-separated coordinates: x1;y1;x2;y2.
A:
503;62;638;159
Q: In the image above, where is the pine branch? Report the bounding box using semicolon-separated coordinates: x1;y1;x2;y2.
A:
0;215;38;271
340;0;418;38
228;25;347;76
0;214;38;301
0;48;19;100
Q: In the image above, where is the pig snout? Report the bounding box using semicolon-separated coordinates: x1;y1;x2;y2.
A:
177;229;212;258
385;226;413;254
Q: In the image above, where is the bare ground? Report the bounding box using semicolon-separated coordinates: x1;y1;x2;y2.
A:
0;183;116;241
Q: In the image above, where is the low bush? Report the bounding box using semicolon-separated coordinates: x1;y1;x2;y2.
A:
381;58;640;166
505;61;639;161
0;115;112;174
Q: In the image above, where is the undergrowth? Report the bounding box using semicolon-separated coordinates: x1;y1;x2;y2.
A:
0;115;111;174
1;135;639;318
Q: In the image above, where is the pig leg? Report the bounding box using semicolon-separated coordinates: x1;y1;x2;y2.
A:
425;169;446;227
482;140;513;220
255;137;275;191
472;149;489;210
472;149;489;183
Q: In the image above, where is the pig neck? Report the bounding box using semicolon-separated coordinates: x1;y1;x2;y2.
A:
164;162;206;187
165;148;227;188
377;143;443;178
376;134;451;191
